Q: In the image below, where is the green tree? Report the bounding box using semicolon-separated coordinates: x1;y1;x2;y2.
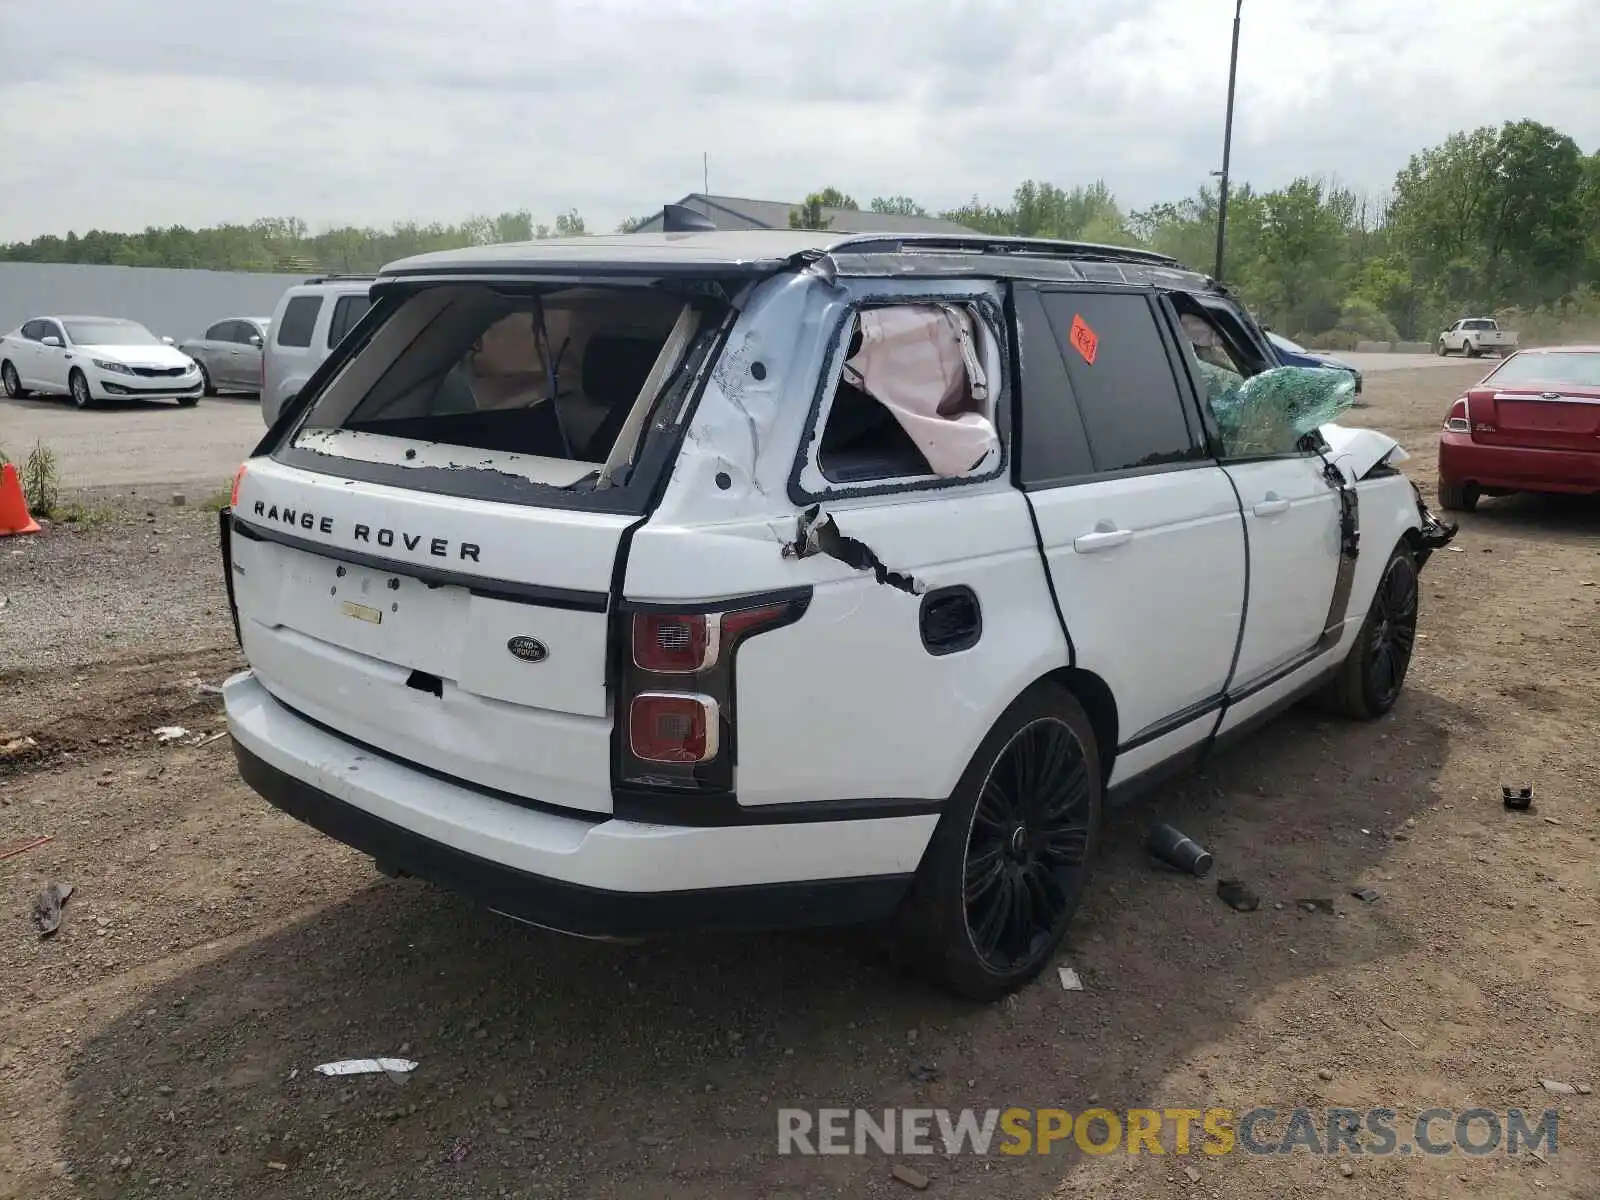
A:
811;188;858;211
936;195;1012;235
869;195;928;217
1129;191;1218;271
1247;179;1352;336
789;188;860;229
1480;120;1587;306
789;195;831;230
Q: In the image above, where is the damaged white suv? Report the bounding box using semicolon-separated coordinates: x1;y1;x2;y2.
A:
220;222;1455;999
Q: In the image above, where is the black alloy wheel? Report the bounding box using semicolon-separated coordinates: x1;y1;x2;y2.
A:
1366;553;1419;711
897;685;1102;1001
963;718;1094;972
1324;542;1420;720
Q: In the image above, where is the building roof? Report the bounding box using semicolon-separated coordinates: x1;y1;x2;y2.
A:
631;193;979;236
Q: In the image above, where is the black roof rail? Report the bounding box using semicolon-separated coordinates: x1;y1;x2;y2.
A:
829;234;1181;268
301;273;378;285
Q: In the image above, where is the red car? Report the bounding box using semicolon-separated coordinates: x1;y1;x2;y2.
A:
1437;346;1600;511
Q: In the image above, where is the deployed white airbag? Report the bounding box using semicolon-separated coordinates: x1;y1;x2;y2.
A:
843;305;1000;476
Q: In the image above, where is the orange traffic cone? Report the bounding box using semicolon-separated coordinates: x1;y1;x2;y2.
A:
0;462;41;536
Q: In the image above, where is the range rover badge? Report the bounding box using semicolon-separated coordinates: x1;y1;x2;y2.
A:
507;636;548;663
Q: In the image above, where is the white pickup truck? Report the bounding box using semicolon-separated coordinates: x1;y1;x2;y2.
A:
1437;317;1518;358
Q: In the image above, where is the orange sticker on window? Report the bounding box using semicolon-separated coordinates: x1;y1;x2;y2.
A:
1069;314;1099;365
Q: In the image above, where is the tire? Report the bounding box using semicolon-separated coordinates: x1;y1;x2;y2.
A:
198;363;217;397
1437;479;1478;512
1464;340;1479;358
1;360;27;398
1436;340;1448;357
69;368;94;410
894;683;1103;1001
1322;542;1419;721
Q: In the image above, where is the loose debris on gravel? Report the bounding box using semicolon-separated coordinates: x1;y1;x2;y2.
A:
1;370;1597;1200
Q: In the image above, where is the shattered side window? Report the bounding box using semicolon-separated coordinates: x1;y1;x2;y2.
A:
1179;312;1249;403
809;303;1002;488
1175;310;1354;458
1210;366;1357;457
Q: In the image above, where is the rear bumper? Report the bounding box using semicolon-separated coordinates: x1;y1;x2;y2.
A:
1439;432;1600;494
224;671;929;936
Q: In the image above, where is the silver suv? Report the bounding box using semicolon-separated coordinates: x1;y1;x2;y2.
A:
261;276;375;425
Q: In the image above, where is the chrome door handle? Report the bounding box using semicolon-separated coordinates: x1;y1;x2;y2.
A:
1074;527;1133;553
1253;493;1290;517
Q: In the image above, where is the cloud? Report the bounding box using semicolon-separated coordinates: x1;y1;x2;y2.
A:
0;0;1594;240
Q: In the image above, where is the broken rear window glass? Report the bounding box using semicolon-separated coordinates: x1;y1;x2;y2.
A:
301;285;698;467
811;303;1001;486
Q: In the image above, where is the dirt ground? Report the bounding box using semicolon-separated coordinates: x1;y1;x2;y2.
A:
1;363;1596;1200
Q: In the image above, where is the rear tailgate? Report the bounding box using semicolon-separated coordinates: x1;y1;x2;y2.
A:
231;457;628;814
1471;385;1600;453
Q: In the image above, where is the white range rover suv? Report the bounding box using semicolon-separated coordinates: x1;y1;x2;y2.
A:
219;223;1456;999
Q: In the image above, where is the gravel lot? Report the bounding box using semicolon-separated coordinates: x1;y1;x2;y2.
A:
0;393;264;492
1;364;1597;1200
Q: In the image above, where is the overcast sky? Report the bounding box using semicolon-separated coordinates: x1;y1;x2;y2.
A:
0;0;1595;241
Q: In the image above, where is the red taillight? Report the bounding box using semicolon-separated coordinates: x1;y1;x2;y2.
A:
229;462;248;507
629;692;719;763
718;603;790;640
629;604;794;674
617;596;808;790
632;613;715;673
1444;398;1470;433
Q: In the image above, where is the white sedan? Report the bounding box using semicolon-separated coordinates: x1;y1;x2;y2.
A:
0;315;204;409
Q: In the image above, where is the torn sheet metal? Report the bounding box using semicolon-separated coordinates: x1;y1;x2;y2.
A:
842;305;999;477
1320;458;1362;559
1319;424;1409;482
1313;438;1363;649
1409;480;1458;564
313;1058;418;1077
783;505;925;595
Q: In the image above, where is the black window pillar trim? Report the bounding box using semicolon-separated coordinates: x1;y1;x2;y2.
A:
1005;285;1076;669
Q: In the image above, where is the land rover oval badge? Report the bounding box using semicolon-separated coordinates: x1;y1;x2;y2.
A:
507;636;548;664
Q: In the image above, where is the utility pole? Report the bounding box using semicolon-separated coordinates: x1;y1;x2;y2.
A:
1213;0;1243;281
